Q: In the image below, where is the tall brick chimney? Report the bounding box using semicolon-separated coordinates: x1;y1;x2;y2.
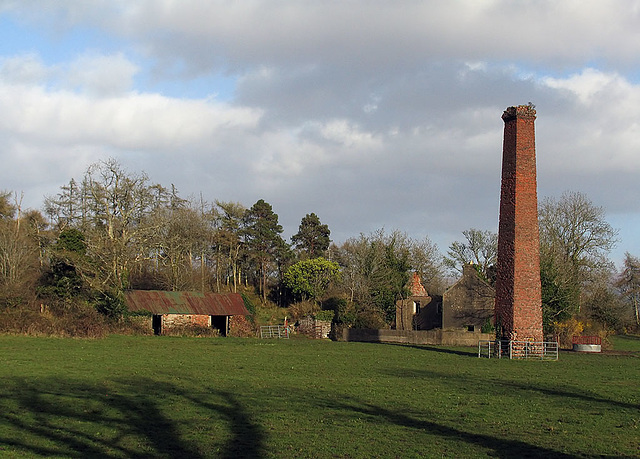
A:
494;105;543;342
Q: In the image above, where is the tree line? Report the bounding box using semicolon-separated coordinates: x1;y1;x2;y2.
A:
0;159;444;328
0;159;638;336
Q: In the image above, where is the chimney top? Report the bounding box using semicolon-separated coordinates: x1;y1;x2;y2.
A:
502;104;536;122
407;272;428;297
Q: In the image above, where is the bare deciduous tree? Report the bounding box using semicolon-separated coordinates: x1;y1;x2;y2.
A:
538;191;618;324
539;191;617;276
213;201;246;293
444;229;497;282
0;200;41;303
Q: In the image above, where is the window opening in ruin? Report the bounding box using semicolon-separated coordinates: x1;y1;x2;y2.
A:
467;325;475;332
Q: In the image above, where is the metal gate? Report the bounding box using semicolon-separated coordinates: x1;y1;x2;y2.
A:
260;325;289;339
478;340;558;360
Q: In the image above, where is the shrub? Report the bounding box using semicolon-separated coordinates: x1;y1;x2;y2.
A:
94;290;126;319
481;317;494;334
228;315;256;337
313;310;334;322
0;303;108;338
288;300;319;321
54;307;108;338
0;306;52;335
553;318;584;348
111;315;154;336
353;309;388;329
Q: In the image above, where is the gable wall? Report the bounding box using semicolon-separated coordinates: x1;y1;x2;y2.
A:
442;265;495;330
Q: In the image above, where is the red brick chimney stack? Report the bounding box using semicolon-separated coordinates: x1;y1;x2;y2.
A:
494;104;543;342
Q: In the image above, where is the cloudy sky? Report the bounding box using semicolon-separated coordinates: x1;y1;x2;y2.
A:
1;1;640;265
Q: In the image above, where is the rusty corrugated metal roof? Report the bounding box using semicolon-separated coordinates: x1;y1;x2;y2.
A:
124;290;249;316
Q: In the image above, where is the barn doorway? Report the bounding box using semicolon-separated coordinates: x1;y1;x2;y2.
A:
211;315;228;336
152;315;162;335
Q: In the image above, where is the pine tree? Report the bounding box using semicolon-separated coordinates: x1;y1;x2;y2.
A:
243;199;287;302
291;213;331;259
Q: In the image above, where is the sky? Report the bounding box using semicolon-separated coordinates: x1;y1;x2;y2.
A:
1;1;640;267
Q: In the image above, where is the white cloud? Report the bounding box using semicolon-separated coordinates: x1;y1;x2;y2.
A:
80;1;640;73
0;51;139;95
65;53;139;96
538;68;640;176
542;68;623;105
0;54;49;85
0;81;262;151
7;1;640;77
317;120;380;150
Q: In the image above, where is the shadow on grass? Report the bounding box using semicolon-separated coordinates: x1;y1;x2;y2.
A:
370;341;478;357
318;396;577;459
382;366;640;412
0;376;265;458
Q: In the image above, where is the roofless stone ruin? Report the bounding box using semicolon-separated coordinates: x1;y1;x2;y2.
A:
494;104;544;343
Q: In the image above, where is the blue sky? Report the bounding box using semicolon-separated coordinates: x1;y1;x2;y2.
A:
0;13;237;99
1;1;640;269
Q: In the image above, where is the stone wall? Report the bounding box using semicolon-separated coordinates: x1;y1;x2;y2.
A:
335;326;492;346
162;313;211;330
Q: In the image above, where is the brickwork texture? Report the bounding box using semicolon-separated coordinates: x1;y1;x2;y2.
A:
494;105;543;342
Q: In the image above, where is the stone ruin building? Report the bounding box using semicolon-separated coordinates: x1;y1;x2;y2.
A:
395;267;494;333
395;272;442;331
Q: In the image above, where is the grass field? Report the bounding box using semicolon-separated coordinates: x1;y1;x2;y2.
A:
0;334;638;458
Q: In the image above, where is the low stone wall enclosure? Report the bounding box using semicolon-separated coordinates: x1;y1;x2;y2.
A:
335;327;492;346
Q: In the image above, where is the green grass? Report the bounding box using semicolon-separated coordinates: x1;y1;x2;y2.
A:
609;333;640;352
0;335;638;458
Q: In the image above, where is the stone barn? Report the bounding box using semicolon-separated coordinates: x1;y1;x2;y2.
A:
124;290;249;336
442;263;495;332
395;272;443;331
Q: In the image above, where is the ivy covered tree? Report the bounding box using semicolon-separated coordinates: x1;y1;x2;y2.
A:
0;191;16;219
40;228;88;302
291;213;331;259
540;256;579;333
618;252;640;326
283;257;340;303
